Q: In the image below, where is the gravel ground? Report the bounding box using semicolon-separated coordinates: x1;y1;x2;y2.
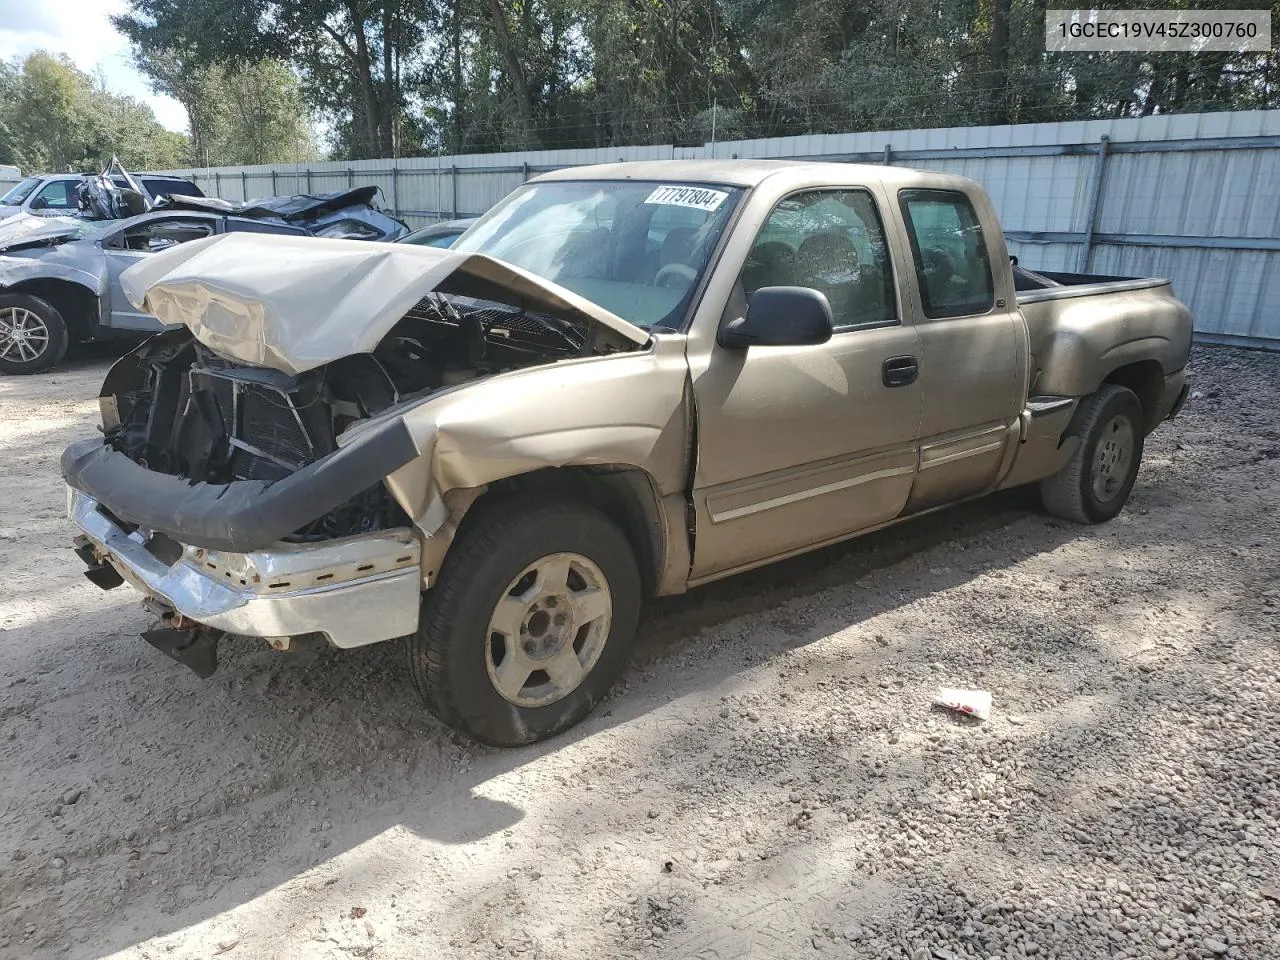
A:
0;344;1277;960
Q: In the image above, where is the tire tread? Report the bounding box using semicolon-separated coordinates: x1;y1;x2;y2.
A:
0;293;70;375
1040;384;1143;524
407;496;639;745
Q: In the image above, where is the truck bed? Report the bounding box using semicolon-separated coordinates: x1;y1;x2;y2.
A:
1014;265;1170;303
1013;266;1191;401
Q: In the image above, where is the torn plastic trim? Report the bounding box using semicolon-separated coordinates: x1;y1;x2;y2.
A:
61;415;420;553
118;233;650;376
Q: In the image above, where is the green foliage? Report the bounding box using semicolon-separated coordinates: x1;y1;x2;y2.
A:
116;0;426;159
0;52;189;173
114;0;1280;160
136;52;319;166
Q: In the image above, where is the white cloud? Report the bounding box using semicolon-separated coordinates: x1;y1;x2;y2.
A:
0;0;189;132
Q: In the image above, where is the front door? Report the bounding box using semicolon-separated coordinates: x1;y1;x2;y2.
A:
102;216;217;332
689;187;923;580
103;248;153;331
28;179;80;218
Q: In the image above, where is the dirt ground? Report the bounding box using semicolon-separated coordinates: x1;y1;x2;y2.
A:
1;344;1277;960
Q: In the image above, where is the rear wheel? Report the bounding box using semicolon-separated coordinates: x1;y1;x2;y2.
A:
1040;384;1145;524
0;294;69;375
408;498;641;746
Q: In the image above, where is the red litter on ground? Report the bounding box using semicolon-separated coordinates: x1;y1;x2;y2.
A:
933;687;992;721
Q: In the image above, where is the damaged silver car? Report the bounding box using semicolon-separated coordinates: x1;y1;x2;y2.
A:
153;186;409;242
0;211;311;374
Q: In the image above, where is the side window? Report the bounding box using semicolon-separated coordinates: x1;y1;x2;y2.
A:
145;178;202;199
34;180;76;210
109;218;214;252
899;190;994;319
225;219;308;237
740;189;897;329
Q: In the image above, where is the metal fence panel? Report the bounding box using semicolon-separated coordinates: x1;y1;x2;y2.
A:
157;109;1280;347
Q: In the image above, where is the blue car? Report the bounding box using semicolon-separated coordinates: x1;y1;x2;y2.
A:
398;218;478;248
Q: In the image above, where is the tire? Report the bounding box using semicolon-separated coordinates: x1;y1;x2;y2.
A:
408;498;642;746
1040;384;1145;524
0;293;70;375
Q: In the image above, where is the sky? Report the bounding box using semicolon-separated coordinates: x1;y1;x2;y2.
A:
0;0;188;132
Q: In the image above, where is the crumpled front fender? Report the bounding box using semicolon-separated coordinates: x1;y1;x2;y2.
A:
360;336;694;584
0;253;107;295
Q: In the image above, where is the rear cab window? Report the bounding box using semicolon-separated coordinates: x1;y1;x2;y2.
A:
898;189;995;318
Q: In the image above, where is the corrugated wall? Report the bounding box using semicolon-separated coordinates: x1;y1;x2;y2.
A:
158;110;1280;347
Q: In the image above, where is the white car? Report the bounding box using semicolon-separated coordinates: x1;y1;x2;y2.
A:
0;173;204;221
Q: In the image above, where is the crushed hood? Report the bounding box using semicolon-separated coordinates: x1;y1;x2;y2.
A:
119;232;650;375
0;212;85;252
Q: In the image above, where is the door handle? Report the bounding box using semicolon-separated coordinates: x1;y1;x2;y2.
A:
882;355;919;387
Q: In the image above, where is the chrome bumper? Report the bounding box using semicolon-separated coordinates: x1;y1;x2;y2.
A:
67;487;422;648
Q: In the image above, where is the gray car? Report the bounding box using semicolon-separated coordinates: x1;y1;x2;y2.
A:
0;211;307;374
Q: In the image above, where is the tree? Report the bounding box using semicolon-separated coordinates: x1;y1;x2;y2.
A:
135;52;319;166
114;0;1280;160
0;51;188;173
116;0;425;158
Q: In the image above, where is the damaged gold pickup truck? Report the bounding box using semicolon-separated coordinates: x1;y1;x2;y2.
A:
62;160;1191;745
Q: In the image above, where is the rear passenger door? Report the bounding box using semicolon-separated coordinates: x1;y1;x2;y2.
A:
896;188;1025;510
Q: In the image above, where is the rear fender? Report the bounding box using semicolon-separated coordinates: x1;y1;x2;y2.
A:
0;257;107;340
1022;286;1192;398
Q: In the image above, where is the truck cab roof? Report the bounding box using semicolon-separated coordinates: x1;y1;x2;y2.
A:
532;158;969;190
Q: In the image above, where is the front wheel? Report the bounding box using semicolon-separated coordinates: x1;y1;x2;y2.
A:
0;294;69;375
1040;384;1145;524
408;498;641;746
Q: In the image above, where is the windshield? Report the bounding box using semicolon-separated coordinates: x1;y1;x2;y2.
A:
452;180;743;329
1;177;41;205
0;214;105;250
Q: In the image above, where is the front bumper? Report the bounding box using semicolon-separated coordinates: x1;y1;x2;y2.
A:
68;488;422;648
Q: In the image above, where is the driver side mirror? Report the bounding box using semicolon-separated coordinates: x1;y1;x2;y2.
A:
718;286;834;349
28;197;47;210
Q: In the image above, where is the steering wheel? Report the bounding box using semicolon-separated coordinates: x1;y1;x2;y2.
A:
654;262;697;289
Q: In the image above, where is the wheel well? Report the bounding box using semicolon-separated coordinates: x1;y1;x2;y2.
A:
461;466;667;597
1103;360;1163;433
7;279;99;340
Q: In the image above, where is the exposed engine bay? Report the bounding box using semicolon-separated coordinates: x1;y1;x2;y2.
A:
100;294;597;542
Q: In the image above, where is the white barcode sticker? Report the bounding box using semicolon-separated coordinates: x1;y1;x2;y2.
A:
643;185;728;212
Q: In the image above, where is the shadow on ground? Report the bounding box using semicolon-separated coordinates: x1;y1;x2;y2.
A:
2;485;1073;959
